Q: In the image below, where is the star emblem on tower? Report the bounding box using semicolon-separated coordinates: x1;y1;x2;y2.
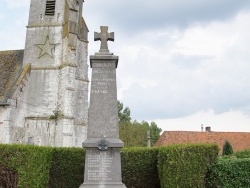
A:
35;36;58;58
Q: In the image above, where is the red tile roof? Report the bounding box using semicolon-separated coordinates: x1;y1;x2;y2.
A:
155;131;250;154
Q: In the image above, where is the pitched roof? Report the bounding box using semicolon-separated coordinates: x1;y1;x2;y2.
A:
0;50;24;104
155;131;250;153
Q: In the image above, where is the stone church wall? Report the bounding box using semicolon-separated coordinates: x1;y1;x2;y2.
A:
0;107;11;143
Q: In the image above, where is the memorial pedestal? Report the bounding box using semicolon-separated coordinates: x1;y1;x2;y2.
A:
79;148;126;188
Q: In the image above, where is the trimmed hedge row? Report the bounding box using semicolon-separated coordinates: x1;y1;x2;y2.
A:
235;149;250;159
48;147;85;188
158;144;219;188
0;144;53;188
121;147;160;188
206;158;250;188
0;145;85;188
0;144;219;188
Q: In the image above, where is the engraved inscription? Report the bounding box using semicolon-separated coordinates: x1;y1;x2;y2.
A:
91;65;116;95
92;63;116;68
92;70;115;74
87;151;114;181
91;89;107;94
92;78;115;82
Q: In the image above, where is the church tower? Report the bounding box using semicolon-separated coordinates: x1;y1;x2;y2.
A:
0;0;89;147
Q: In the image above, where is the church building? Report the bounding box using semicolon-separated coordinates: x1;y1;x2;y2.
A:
0;0;89;147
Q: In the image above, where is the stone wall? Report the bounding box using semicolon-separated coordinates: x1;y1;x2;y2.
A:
0;106;11;143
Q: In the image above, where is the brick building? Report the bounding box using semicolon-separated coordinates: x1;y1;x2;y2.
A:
155;128;250;154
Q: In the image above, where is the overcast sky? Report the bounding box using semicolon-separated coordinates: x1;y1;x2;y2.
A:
1;0;250;132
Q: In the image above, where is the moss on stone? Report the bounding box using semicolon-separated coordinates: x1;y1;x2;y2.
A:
0;50;24;102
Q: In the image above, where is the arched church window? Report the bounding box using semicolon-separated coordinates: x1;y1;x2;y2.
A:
45;0;56;16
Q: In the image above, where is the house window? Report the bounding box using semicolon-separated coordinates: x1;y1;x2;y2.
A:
45;0;56;16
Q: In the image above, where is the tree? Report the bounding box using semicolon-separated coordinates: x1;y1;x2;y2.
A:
117;101;131;123
117;101;162;147
119;120;148;147
149;122;162;146
222;140;234;156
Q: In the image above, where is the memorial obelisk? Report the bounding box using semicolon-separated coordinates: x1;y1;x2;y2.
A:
80;26;126;188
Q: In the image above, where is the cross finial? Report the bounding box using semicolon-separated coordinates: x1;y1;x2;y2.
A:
94;26;114;54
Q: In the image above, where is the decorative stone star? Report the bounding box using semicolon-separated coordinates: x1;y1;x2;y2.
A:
35;36;57;58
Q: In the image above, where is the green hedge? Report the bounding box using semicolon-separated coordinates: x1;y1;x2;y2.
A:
0;144;53;188
158;144;219;188
235;149;250;159
1;144;220;188
48;147;85;188
121;147;160;188
206;158;250;188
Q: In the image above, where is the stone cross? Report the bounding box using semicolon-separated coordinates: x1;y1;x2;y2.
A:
94;26;114;53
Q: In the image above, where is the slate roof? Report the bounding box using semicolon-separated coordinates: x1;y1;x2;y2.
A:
155;131;250;154
0;50;24;104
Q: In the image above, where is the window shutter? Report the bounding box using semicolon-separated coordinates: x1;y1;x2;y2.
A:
45;0;56;16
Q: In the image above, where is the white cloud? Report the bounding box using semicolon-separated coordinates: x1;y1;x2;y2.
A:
117;11;250;121
155;110;250;132
173;12;250;58
85;0;250;35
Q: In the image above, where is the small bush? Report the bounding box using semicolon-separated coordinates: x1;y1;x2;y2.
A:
222;140;234;156
206;158;250;188
121;147;160;188
158;143;219;188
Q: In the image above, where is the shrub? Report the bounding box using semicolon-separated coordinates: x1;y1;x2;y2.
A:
0;144;53;188
235;149;250;159
121;147;160;188
158;143;219;188
206;158;250;188
222;140;234;156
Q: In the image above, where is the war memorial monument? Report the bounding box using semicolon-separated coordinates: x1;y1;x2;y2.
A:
80;26;126;188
